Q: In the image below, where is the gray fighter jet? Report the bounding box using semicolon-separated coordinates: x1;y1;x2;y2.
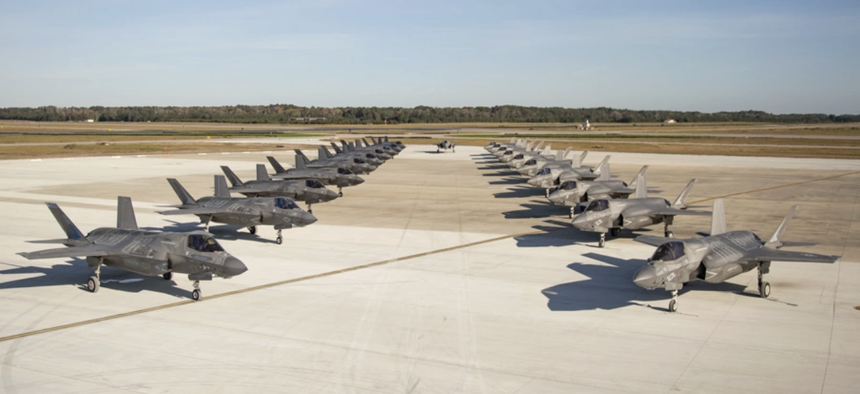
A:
365;137;402;155
571;177;709;247
220;164;339;213
353;138;394;160
17;197;246;300
329;141;385;165
266;155;364;197
161;176;317;245
632;200;839;312
528;155;612;196
548;164;648;217
509;144;561;169
435;140;455;153
296;148;377;174
518;150;586;177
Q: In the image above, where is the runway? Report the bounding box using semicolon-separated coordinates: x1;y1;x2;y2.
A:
0;145;858;393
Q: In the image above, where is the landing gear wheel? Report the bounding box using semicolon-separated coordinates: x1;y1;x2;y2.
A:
87;276;99;293
598;234;606;248
192;289;202;301
610;228;620;237
249;226;257;235
569;209;574;219
276;236;283;245
668;299;677;313
163;272;172;281
665;231;674;238
759;281;771;298
338;191;343;198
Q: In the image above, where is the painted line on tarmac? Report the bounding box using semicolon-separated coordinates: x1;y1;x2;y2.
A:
689;171;860;204
0;231;535;343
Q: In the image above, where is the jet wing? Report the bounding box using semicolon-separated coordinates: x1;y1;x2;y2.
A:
745;248;838;263
18;244;118;260
634;235;676;247
159;208;260;220
653;207;711;217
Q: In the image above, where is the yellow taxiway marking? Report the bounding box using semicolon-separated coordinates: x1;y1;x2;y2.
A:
689;170;860;204
0;232;536;343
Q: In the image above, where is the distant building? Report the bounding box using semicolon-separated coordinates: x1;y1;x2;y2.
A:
664;119;676;124
290;117;327;122
86;119;95;123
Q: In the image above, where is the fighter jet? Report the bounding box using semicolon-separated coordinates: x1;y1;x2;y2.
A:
354;138;394;160
571;177;709;247
435;140;455;153
366;137;402;155
528;155;612;196
633;200;839;312
518;150;586;177
548;164;648;218
221;164;339;213
161;176;317;245
266;155;364;197
485;138;520;154
329;141;385;165
508;144;561;169
17;197;246;301
297;148;377;174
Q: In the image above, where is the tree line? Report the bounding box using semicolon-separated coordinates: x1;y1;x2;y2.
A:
0;105;857;124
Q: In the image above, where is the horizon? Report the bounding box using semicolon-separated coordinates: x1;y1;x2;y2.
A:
2;1;859;114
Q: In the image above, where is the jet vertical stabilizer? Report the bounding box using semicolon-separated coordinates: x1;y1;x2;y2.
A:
764;205;799;248
672;179;697;208
116;196;138;230
167;178;198;206
220;166;245;188
267;156;288;174
46;202;87;245
256;164;271;182
214;175;232;198
710;199;727;236
633;173;648;199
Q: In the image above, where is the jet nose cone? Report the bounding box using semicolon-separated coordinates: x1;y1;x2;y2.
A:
571;214;589;229
547;193;563;204
527;178;541;187
354;176;365;185
327;190;339;200
633;265;657;289
224;256;248;277
302;211;318;225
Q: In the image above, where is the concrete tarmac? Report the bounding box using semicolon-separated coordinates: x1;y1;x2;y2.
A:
0;145;858;393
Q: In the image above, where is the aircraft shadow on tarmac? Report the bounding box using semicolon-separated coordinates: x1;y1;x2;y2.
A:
0;258;193;298
541;253;749;312
489;177;528;185
494;187;543;199
502;201;562;219
515;222;663;248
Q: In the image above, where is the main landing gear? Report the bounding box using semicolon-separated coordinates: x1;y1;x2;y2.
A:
87;258;102;293
192;280;202;301
248;225;257;235
664;222;674;238
307;204;314;215
757;262;771;298
276;229;283;245
163;272;172;280
338;187;344;198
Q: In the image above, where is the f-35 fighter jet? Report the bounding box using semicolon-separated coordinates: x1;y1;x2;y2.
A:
295;148;377;175
221;164;339;213
571;177;709;247
162;176;317;245
633;200;839;312
17;196;246;301
548;164;648;217
517;150;586;177
435;140;455;153
266;155;364;197
528;155;612;196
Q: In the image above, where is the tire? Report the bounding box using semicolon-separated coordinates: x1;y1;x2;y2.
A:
665;231;674;238
192;289;202;301
759;281;771;298
669;299;677;313
276;237;283;245
338;192;343;197
598;238;606;248
249;226;257;235
87;276;99;293
163;272;172;281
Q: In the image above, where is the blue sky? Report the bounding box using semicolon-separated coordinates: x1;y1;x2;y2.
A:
1;0;858;114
